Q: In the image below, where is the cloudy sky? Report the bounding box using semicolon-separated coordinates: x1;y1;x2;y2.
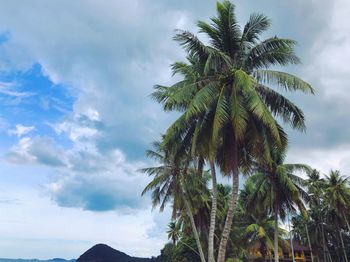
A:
0;0;349;259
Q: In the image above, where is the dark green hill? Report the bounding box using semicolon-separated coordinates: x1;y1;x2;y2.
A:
77;244;158;262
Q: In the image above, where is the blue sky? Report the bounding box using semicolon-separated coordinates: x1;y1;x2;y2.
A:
0;0;350;259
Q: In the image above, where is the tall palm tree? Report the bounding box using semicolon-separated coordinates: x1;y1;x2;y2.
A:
152;1;313;261
140;141;207;262
247;148;311;262
306;169;325;261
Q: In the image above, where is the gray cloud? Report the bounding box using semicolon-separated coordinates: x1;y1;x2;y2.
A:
1;0;350;213
0;0;339;154
48;169;149;212
6;136;67;167
5;119;151;212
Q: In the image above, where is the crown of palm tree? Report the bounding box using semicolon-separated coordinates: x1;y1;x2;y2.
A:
153;0;313;175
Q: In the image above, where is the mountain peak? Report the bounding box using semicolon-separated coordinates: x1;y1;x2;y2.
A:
77;244;158;262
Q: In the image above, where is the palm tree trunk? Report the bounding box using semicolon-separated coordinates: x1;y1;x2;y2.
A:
321;223;327;262
182;192;207;262
274;204;279;262
305;223;315;262
208;161;218;262
216;167;239;262
327;249;333;262
288;215;295;262
338;228;348;262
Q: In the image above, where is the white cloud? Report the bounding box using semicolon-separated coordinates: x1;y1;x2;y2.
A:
0;188;165;259
6;137;36;164
0;81;34;97
6;136;67;167
8;124;35;137
306;0;350;99
287;144;350;178
6;130;150;213
0;1;186;143
47;159;150;212
54;121;98;142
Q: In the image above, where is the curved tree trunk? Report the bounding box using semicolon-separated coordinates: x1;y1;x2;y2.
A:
208;161;218;262
274;204;279;262
321;223;327;262
216;168;239;262
182;195;207;262
288;215;295;262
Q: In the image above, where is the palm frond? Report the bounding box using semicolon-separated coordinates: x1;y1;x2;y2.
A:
256;84;306;131
246;38;300;69
253;70;314;94
242;13;271;44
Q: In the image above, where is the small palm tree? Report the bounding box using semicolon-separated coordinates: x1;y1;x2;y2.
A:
323;170;350;262
140;141;207;262
323;170;350;232
306;169;325;261
167;221;181;246
247;148;311;262
244;215;287;261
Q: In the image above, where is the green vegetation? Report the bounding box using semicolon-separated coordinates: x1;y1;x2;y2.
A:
141;1;350;262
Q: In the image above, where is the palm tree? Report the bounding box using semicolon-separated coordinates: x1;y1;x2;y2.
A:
140;141;207;262
306;169;325;261
323;170;350;262
291;214;315;262
167;221;181;246
244;215;287;261
247;148;311;262
323;170;350;232
239;181;284;261
152;1;313;261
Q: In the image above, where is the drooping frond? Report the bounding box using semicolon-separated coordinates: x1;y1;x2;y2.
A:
246;38;300;69
256;84;306;130
243;84;282;145
197;20;223;50
171;61;197;78
185;81;220;119
230;86;248;141
253;70;314;94
212;86;230;144
152;81;198;112
174;29;211;61
283;164;313;175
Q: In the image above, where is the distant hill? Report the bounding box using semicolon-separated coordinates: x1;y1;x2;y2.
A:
0;244;158;262
77;244;158;262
